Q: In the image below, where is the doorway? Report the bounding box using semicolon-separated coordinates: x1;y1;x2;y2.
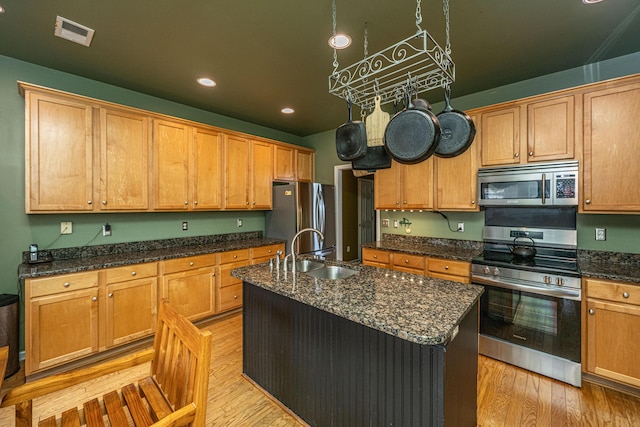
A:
333;165;376;261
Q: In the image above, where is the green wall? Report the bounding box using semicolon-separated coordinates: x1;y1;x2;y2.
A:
303;52;640;253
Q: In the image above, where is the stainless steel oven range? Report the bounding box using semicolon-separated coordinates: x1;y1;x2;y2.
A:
472;206;582;387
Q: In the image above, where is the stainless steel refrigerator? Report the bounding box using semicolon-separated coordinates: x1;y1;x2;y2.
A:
266;182;336;258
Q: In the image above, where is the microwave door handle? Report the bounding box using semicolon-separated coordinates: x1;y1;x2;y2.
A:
541;173;546;205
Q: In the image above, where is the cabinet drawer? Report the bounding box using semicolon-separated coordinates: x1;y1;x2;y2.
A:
219;249;250;264
29;271;99;298
162;254;217;274
391;253;425;271
251;244;284;260
219;283;243;312
586;278;640;305
362;248;390;264
428;258;470;278
104;262;158;284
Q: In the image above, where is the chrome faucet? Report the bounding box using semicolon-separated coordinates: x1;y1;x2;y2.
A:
290;228;324;276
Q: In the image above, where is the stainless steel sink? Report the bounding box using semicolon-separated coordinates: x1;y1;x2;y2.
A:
305;265;359;280
288;259;325;272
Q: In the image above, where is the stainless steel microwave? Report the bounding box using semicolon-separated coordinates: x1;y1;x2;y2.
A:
478;161;578;206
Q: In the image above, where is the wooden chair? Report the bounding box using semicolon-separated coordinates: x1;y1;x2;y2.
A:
0;301;212;426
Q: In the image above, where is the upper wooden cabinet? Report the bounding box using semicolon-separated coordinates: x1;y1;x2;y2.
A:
225;136;273;209
192;127;224;210
296;149;315;182
581;78;640;213
24;89;95;212
274;144;315;182
374;159;434;210
477;93;577;167
152;119;191;210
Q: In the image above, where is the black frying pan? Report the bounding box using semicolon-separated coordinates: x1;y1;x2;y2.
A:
336;101;367;161
384;98;441;164
435;86;476;158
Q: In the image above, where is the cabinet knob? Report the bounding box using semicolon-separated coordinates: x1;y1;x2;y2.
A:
131;271;136;276
190;262;195;266
63;282;70;288
233;295;238;299
108;293;113;298
194;201;198;206
252;202;256;205
585;199;591;205
623;292;630;298
184;201;189;205
405;259;409;263
471;200;475;205
246;202;250;205
445;265;449;270
88;200;93;205
514;153;519;158
528;151;534;157
212;272;216;276
589;309;595;315
233;255;238;259
92;297;97;302
102;200;107;205
268;249;272;253
373;255;378;259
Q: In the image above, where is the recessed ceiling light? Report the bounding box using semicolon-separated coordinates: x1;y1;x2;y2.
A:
582;0;603;3
328;34;352;49
197;77;216;87
281;108;295;114
0;5;5;13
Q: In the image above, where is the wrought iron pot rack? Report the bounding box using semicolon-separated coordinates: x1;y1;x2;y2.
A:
328;0;454;112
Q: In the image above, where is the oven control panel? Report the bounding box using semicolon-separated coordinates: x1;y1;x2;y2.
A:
472;264;581;291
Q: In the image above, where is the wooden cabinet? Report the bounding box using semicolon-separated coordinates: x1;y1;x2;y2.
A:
217;249;250;312
581;78;640;212
102;263;157;348
274;144;315;182
296;149;315;182
99;107;151;211
25;271;100;375
362;248;391;269
152;119;191;210
478;93;576;167
434;135;479;211
225;136;273;209
160;254;217;321
585;277;640;388
251;243;285;265
427;258;471;284
391;253;426;274
374;159;433;210
24;89;95;212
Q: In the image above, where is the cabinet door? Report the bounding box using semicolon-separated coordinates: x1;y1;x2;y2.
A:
225;134;251;209
26;91;94;212
480;106;521;166
274;144;295;181
296;150;315;182
526;95;575;162
251;140;274;209
192;127;223;210
435;138;478;211
583;82;640;212
374;161;401;209
104;277;157;348
99;108;150;210
161;267;216;321
402;159;433;209
153;119;190;210
218;262;248;312
27;288;99;375
587;299;640;388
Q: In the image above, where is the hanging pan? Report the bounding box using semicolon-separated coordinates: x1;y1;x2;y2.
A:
384;97;441;164
336;100;367;161
435;85;476;158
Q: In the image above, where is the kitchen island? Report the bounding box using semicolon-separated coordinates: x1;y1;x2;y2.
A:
232;261;484;426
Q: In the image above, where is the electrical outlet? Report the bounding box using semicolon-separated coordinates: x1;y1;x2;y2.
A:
393;219;399;228
182;221;188;231
60;221;72;235
382;219;389;228
595;227;606;241
457;222;465;232
346;245;351;253
102;223;112;236
237;219;243;227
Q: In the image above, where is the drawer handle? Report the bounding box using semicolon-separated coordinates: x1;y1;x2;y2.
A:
373;255;378;259
63;282;70;288
233;255;238;259
190;262;195;266
268;249;272;253
589;309;595;315
131;271;136;276
405;259;409;263
623;292;630;299
108;293;113;298
233;295;238;299
445;265;449;270
92;297;97;302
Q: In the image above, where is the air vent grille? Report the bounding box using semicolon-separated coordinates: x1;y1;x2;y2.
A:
54;16;95;47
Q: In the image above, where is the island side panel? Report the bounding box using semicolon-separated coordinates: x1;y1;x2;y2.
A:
243;281;478;426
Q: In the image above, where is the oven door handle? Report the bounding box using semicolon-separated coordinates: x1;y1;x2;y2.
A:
472;275;581;301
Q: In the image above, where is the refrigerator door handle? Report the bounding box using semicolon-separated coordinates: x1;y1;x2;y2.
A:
317;186;325;236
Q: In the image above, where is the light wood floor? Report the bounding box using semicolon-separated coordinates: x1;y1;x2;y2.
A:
2;311;640;426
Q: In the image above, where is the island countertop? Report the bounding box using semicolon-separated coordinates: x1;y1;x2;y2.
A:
232;260;484;346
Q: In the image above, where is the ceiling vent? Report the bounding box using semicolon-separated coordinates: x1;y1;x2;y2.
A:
54;16;95;47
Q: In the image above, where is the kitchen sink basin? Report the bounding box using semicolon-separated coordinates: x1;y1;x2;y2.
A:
305;265;359;280
288;259;325;272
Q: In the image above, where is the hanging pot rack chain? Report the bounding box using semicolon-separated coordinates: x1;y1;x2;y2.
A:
329;0;454;112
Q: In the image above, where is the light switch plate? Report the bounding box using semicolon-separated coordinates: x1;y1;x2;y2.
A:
382;219;389;228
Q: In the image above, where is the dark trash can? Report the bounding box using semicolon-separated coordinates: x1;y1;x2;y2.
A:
0;294;19;378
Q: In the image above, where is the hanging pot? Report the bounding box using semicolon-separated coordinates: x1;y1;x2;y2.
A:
384;98;441;164
509;236;537;259
435;85;476;158
336;101;367;161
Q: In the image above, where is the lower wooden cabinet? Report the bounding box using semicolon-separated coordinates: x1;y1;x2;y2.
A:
391;253;426;274
217;249;250;312
584;277;640;388
427;257;471;284
362;248;391;269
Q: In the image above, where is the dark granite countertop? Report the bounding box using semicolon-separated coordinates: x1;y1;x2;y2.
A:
19;232;284;279
362;234;482;262
578;250;640;285
232;260;484;346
